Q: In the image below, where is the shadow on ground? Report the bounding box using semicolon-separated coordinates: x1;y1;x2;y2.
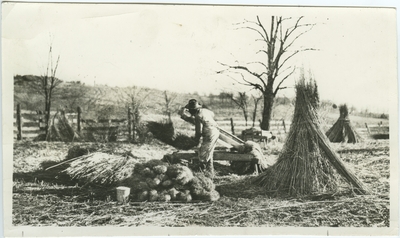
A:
13;160;77;185
13;184;117;202
215;175;268;199
14;160;118;202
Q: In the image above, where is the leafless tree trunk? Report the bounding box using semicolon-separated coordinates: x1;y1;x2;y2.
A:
164;91;177;123
218;16;316;130
118;86;150;142
231;92;249;126
30;44;62;138
251;93;263;127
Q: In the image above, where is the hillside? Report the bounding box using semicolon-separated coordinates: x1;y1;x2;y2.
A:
14;75;182;111
14;74;267;120
14;75;388;127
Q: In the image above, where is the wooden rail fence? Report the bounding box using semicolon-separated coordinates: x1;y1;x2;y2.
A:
216;119;388;138
14;104;389;141
216;118;290;136
13;104;135;142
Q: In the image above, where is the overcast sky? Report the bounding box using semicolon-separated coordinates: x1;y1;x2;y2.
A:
2;3;397;113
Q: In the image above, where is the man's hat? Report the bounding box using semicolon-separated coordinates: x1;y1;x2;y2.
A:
185;99;202;109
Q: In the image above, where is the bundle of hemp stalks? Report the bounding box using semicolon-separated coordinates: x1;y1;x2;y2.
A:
147;121;198;150
252;77;369;196
63;152;138;185
325;104;361;143
46;110;80;142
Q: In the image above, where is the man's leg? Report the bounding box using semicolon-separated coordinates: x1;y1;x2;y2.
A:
205;130;219;178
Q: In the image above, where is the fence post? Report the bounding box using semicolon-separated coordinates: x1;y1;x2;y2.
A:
128;107;132;141
282;119;286;133
77;106;82;132
230;118;235;135
16;103;22;140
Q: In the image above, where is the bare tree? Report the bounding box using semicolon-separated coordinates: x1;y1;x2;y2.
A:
218;16;316;130
30;44;62;137
163;90;177;123
118;86;150;142
231;92;249;126
251;92;263;127
59;81;89;113
218;91;233;105
82;87;110;115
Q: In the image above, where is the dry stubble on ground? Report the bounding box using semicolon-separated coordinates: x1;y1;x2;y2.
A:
12;139;389;227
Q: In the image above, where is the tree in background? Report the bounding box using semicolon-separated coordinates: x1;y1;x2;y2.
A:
218;16;315;130
208;93;217;105
218;92;233;105
14;75;44;110
58;81;89;113
163;90;177;123
30;44;62;137
251;92;263;127
231;92;249;126
118;86;150;142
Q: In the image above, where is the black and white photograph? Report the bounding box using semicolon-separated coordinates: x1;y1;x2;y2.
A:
2;1;398;237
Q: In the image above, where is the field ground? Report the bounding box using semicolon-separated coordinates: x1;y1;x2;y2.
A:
12;135;390;227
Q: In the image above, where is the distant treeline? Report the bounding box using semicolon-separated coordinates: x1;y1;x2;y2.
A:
14;75;388;121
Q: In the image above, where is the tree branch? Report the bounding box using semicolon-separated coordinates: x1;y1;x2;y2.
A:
219;15;316;103
247;61;269;71
272;16;281;42
284;16;304;40
256;49;268;55
278;48;317;72
230;96;243;108
256;16;270;43
240;26;268;43
284;24;316;51
274;67;296;96
238;73;265;92
224;73;265;93
218;61;267;89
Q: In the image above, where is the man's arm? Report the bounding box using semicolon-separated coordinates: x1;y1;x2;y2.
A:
179;108;196;124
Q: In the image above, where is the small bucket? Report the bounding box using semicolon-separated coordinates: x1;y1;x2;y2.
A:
116;186;131;203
